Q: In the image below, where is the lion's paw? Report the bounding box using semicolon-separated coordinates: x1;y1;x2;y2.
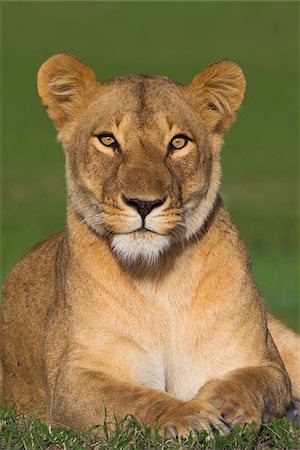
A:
197;394;261;430
287;399;300;427
161;400;232;439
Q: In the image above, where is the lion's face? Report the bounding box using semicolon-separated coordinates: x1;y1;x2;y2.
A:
37;55;245;264
63;78;217;264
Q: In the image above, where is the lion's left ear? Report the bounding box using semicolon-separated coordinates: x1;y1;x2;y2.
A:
185;60;246;134
37;54;98;129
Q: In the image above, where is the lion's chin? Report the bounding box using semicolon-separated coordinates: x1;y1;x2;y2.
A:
111;231;170;265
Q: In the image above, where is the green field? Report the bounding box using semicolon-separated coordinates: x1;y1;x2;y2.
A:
1;408;299;450
2;1;299;330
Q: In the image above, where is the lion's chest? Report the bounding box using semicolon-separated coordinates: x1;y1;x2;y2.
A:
120;283;222;401
163;332;211;401
72;267;231;402
119;308;221;401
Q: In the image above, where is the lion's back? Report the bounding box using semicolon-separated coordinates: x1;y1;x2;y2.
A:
0;232;64;412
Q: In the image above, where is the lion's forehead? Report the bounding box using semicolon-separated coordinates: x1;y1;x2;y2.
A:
86;78;201;131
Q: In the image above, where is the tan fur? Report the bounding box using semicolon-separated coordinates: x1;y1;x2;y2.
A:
1;54;299;436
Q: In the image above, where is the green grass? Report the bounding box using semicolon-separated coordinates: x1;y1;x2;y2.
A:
1;1;298;331
1;408;299;450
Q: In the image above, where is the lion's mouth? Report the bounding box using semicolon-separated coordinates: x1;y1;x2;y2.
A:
129;227;162;236
110;229;171;264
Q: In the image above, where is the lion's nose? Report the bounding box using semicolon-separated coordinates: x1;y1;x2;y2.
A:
123;196;164;220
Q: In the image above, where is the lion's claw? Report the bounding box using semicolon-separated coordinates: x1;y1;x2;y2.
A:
162;400;234;439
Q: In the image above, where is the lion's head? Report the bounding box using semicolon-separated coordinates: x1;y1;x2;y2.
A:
37;54;245;264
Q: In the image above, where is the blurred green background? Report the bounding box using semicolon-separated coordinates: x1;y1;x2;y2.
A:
1;2;299;330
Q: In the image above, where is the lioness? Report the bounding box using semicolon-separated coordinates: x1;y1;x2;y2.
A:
1;54;299;437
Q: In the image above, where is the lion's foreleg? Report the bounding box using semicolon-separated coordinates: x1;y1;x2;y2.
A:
194;364;291;429
47;365;232;437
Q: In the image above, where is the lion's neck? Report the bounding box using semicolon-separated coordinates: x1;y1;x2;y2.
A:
66;206;117;275
65;201;227;296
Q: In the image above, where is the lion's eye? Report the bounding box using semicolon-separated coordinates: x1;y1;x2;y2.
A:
97;134;119;149
169;135;190;151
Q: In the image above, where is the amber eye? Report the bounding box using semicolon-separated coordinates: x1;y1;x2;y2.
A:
169;135;190;151
97;134;119;149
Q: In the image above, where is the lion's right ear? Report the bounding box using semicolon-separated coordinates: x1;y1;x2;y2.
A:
185;60;246;134
37;54;97;129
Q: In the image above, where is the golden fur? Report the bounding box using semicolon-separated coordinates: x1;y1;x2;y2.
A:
1;54;299;436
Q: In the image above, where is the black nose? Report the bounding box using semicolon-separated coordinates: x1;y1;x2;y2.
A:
123;196;164;220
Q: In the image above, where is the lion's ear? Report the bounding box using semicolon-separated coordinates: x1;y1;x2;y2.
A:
37;54;97;129
186;60;246;134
